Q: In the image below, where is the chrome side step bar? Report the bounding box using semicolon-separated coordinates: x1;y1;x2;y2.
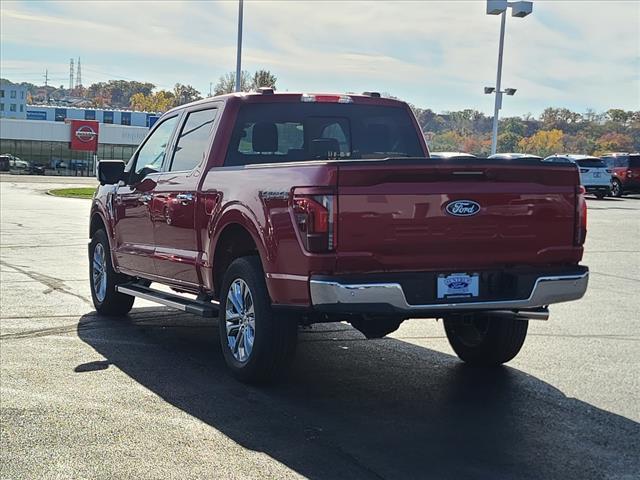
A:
116;283;219;317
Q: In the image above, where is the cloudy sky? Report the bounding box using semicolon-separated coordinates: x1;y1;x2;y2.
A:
1;1;638;116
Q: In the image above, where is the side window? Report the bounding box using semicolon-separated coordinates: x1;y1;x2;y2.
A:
170;108;218;172
615;156;629;168
134;116;179;176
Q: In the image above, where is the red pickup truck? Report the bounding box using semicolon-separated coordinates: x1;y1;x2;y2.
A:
90;90;589;383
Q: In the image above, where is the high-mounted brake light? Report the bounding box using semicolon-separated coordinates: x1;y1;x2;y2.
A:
575;186;587;246
292;191;337;252
301;94;353;104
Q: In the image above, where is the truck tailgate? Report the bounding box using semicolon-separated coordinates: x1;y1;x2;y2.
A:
336;159;581;273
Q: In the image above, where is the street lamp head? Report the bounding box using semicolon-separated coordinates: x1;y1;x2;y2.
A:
504;88;517;96
484;87;496;94
510;1;533;18
487;0;508;15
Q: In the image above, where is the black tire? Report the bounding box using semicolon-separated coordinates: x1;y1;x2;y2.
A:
594;192;606;199
443;313;528;366
219;256;297;384
89;229;134;316
611;179;623;197
350;316;404;339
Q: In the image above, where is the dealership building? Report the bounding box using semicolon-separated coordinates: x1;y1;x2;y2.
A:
0;117;149;174
24;105;159;127
0;103;159;175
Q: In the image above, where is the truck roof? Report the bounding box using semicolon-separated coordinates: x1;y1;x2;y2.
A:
165;91;409;116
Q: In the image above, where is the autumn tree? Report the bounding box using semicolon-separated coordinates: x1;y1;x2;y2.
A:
593;132;634;155
214;71;251;95
213;70;277;95
251;70;277;90
130;90;175;112
172;83;202;106
517;129;565;157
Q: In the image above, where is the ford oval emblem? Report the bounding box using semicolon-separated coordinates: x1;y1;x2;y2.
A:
445;200;481;217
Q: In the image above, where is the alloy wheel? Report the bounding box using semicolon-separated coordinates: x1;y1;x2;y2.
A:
225;278;256;363
92;243;107;303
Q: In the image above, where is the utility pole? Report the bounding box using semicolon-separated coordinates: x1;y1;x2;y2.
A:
490;10;506;156
235;0;244;92
209;82;213;97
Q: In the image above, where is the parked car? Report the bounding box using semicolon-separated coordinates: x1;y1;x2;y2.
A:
429;151;477;159
488;153;542;160
90;91;589;384
0;154;46;175
600;152;640;197
29;164;46;175
544;154;612;199
0;155;11;172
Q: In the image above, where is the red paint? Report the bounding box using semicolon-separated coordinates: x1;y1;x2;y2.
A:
91;92;586;307
69;120;99;152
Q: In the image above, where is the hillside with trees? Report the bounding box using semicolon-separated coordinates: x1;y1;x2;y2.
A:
414;107;639;157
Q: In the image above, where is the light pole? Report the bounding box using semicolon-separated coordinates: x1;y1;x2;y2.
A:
486;0;533;155
235;0;244;93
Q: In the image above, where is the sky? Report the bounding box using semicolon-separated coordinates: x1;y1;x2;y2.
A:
1;0;638;117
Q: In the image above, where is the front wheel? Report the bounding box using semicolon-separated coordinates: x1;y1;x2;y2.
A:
219;256;297;384
443;313;528;366
89;229;134;316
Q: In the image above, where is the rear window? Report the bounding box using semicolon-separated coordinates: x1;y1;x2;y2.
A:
576;158;606;168
224;103;423;166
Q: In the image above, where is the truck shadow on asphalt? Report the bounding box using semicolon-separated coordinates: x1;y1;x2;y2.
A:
76;309;639;480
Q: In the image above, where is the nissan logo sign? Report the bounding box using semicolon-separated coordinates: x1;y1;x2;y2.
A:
75;125;97;143
445;200;481;217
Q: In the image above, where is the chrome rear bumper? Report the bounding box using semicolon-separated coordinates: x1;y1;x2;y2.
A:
310;271;588;316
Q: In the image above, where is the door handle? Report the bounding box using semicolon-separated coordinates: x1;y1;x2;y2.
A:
176;193;194;205
140;193;153;205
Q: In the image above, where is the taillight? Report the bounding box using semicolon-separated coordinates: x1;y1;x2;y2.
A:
606;169;612;174
627;170;633;178
579;168;589;173
292;191;337;252
575;185;587;246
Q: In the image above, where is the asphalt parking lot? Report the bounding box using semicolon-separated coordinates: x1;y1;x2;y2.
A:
1;174;639;480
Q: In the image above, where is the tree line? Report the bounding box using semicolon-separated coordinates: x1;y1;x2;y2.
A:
3;74;637;156
415;107;639;157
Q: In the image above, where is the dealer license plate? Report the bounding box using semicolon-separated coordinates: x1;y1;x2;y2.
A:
437;273;479;299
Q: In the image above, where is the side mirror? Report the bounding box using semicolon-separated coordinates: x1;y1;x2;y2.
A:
97;160;125;185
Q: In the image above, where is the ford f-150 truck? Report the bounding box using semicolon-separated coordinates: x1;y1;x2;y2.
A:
90;90;589;383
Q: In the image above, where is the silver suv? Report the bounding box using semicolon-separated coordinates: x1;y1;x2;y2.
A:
544;154;612;199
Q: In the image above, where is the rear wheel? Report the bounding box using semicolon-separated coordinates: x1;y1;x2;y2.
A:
443;312;528;366
611;179;623;197
219;256;297;384
89;229;134;316
594;192;606;199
